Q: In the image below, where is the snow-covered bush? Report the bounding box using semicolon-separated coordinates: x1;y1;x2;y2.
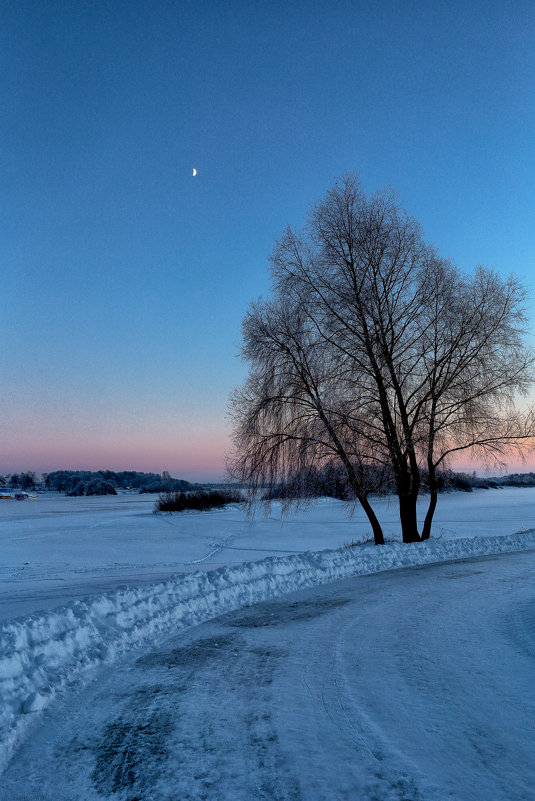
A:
155;489;243;512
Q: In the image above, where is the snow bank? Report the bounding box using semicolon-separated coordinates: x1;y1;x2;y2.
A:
1;530;535;770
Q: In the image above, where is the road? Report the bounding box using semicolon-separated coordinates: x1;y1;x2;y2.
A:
2;550;534;801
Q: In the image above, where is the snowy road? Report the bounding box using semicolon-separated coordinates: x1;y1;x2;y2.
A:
2;549;534;801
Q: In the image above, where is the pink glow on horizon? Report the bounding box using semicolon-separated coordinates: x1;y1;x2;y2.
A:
3;416;533;485
1;429;232;483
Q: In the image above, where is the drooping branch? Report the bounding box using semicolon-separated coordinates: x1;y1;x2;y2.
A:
229;174;535;544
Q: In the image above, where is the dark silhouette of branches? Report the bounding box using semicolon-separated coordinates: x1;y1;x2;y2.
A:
229;175;535;543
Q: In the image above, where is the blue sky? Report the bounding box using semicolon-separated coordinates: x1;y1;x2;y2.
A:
2;0;535;480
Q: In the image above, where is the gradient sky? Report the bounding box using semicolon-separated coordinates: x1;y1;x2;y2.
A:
2;0;535;481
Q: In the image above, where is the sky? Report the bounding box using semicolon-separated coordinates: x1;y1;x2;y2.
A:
2;0;535;481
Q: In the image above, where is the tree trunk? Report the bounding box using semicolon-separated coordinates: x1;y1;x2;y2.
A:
398;492;421;543
358;494;385;545
421;464;438;540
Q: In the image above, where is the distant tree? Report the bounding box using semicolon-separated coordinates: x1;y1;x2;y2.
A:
85;479;117;496
99;470;116;482
9;474;20;488
229;175;535;544
46;469;196;494
19;471;37;490
67;479;86;496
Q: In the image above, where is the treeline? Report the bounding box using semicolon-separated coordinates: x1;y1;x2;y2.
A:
441;471;535;490
262;464;535;501
485;472;535;488
1;471;37;490
44;470;198;496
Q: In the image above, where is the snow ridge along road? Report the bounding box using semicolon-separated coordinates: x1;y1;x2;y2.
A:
1;530;535;773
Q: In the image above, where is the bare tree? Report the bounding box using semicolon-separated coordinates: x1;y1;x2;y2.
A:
229;175;535;544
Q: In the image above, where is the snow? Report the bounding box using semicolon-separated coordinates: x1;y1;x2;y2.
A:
2;488;535;621
1;547;534;800
1;489;535;796
21;691;46;714
1;521;535;777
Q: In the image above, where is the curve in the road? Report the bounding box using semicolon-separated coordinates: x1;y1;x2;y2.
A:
2;549;535;801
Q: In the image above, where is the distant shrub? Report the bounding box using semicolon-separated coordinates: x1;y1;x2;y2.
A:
155;489;244;513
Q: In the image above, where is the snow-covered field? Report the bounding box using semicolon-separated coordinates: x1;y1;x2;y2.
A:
3;488;535;621
1;489;535;798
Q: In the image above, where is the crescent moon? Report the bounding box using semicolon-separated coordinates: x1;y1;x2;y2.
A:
192;168;197;176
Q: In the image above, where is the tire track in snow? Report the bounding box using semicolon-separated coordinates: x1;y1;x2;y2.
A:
1;530;535;776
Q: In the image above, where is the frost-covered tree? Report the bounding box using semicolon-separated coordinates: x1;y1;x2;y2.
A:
229;175;535;544
19;471;37;490
84;479;117;496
